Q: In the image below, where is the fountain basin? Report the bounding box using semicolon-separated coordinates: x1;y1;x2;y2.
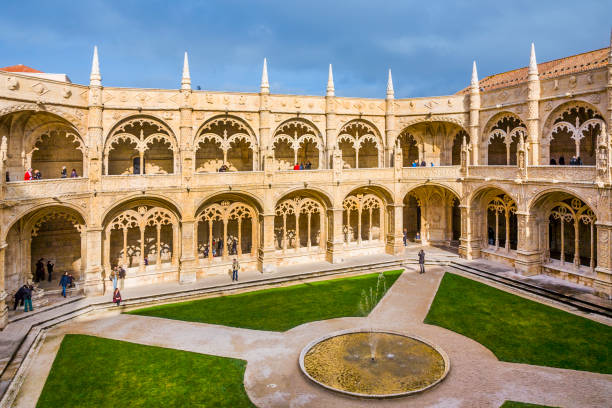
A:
299;329;450;398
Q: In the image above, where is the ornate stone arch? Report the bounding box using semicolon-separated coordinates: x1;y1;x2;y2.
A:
271;118;324;169
542;100;606;165
104;115;179;175
195;199;259;259
194;115;258;171
274;195;326;251
342;192;385;243
482;112;527;165
0;104;86;136
337;119;384;168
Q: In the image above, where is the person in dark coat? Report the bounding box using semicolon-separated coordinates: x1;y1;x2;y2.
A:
113;288;122;306
23;285;33;312
420;161;427;167
70;168;78;178
60;166;68;178
418;249;426;274
13;285;26;310
559;156;565;165
46;260;54;282
231;239;237;255
35;258;44;282
217;238;223;256
403;228;408;246
550;158;556;165
59;272;70;298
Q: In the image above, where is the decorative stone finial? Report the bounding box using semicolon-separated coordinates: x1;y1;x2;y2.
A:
90;46;101;87
386;69;394;98
327;64;335;97
260;58;269;94
528;43;538;76
470;61;478;88
181;52;191;90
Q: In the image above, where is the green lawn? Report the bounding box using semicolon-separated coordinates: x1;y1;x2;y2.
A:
501;402;558;408
129;270;403;331
37;334;254;408
425;272;612;373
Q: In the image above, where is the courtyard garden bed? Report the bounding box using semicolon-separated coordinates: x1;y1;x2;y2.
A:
37;334;254;408
128;270;403;331
425;272;612;374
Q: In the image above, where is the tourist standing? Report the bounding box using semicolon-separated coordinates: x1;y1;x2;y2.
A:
418;249;425;274
60;166;67;178
34;169;42;179
35;258;44;282
113;288;122;306
46;260;54;282
118;266;126;289
24;168;33;180
232;258;240;281
403;228;408;246
110;269;118;291
70;168;78;178
23;285;33;312
59;272;70;298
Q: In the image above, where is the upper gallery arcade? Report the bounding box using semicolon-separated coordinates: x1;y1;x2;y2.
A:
0;32;611;327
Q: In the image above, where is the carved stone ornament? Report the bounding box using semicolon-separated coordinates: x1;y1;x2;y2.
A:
6;77;19;90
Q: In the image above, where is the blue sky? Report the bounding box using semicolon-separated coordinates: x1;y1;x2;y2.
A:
1;1;610;98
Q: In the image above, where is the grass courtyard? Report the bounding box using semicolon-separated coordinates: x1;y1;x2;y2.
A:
425;272;612;374
128;270;403;331
36;334;254;408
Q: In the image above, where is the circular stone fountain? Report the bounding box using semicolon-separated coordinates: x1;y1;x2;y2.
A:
299;329;450;398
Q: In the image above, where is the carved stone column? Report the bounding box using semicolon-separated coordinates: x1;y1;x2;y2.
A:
593;222;612;298
459;204;481;259
385;204;404;256
0;243;7;329
179;219;197;283
258;213;277;273
83;228;104;295
326;208;344;263
515;212;542;276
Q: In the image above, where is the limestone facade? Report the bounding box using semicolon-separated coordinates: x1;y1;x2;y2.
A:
1;38;611;328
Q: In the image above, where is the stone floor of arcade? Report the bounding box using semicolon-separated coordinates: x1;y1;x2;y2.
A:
2;247;611;408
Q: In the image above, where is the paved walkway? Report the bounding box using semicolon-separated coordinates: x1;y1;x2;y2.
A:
10;265;612;407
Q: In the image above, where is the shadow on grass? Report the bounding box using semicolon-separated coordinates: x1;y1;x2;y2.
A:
37;334;254;408
425;272;612;374
128;270;403;332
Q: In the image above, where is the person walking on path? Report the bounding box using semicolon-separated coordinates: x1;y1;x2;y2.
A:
13;285;26;310
46;260;54;282
59;272;70;298
403;228;408;246
23;285;33;312
113;288;122;306
418;249;426;274
232;258;240;282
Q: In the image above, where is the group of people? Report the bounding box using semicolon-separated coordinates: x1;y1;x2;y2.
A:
293;161;312;170
34;258;54;282
549;156;583;165
203;237;243;258
109;266;127;306
410;160;434;167
13;284;35;312
22;166;78;181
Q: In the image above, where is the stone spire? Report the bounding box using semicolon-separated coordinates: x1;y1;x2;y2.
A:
528;43;538;76
260;58;269;94
181;51;191;90
470;61;478;89
609;27;612;60
90;46;101;87
386;69;394;98
326;64;335;96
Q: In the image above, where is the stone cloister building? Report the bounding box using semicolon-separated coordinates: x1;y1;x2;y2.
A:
0;35;611;328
